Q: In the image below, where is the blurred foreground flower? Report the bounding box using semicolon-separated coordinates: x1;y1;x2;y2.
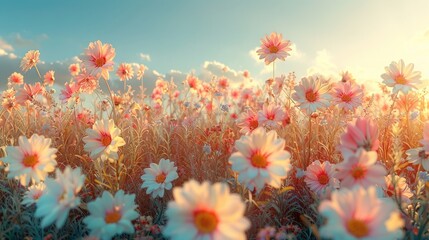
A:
163;180;250;240
141;158;179;198
83;119;126;162
319;186;404;239
83;190;139;240
35;166;85;228
1;134;57;186
229;127;292;193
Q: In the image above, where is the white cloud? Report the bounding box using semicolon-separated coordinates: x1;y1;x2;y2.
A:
139;53;151;61
0;49;7;56
306;49;338;78
0;38;13;51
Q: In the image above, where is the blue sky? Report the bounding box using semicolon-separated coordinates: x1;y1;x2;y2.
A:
1;0;429;90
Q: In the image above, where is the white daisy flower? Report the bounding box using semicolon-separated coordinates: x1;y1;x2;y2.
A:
83;119;126;162
83;190;139;240
1;134;57;186
381;59;421;94
22;182;46;206
163;180;250;240
141;158;179;198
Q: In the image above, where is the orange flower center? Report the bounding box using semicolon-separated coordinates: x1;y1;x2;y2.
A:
105;208;122;224
194;210;218;234
100;133;112;147
317;172;329;185
155;173;166;183
250;152;268;168
351;165;366;180
346;219;369;238
394;75;407;85
269;45;279;53
305;90;318;102
340;93;352;103
95;57;107;67
22;154;38;168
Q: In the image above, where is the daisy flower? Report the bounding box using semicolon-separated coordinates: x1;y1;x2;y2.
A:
304;160;339;196
83;119;126;162
137;64;146;80
331;82;363;111
1;134;57;186
256;32;292;65
8;72;24;85
338;117;380;159
335;149;386;189
229;127;292;193
20;50;40;72
59;81;80;104
381;59;421;94
292;76;331;114
16;82;44;105
83;190;139;240
236;110;259;134
116;63;134;81
163;180;250;240
319;186;404;239
141;158;179;198
22;182;46;206
44;70;55;86
69;63;80;76
272;75;285;95
383;174;413;203
35;166;85;228
257;103;286;129
76;70;99;94
82;40;116;80
406;147;429;171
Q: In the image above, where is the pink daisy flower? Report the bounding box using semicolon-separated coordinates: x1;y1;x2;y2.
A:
319;186;404;239
256;32;292;65
69;63;80;76
304;160;338;196
383;174;413;203
335;149;386;189
236;110;259;134
217;77;229;90
20;50;40;72
229;127;292;193
292;76;331;114
16;82;44;105
82;40;115;80
331;82;363;111
59;81;80;104
338;117;380;159
257;103;286;129
8;72;24;85
43;70;55;86
116;63;134;81
76;71;99;94
272;75;285;95
381;59;421;94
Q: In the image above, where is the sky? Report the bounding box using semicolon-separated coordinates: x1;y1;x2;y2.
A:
1;0;429;91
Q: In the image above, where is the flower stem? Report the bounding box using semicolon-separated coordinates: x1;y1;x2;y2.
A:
102;79;117;122
34;65;42;81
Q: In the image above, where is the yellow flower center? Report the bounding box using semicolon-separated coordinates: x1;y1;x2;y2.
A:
269;45;279;53
100;133;112;147
305;90;318;102
317;172;329;185
95;57;107;67
250;152;268;168
351;165;366;180
155;173;166;183
105;208;122;224
194;210;218;234
394;75;407;85
347;219;369;238
22;154;38;168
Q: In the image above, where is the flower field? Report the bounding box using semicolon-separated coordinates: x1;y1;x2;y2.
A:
1;32;429;240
